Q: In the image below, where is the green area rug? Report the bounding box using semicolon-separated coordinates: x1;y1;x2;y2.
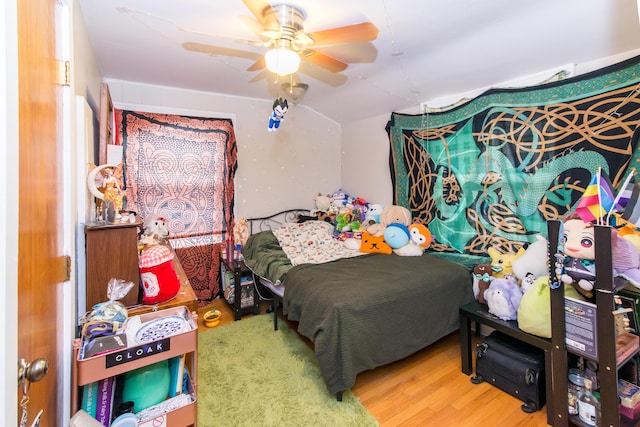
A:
197;314;378;426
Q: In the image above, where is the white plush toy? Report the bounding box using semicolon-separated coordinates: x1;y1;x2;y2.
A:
485;277;523;321
143;214;169;240
511;235;548;293
313;193;332;212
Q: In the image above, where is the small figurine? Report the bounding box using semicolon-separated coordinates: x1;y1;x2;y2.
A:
268;97;288;132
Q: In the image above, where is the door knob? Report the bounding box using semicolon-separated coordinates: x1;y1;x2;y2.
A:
18;358;48;395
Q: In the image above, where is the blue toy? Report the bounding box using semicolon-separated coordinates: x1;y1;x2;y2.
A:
384;223;410;249
268;97;288;131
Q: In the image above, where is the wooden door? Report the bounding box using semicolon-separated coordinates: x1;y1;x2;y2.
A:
17;0;62;424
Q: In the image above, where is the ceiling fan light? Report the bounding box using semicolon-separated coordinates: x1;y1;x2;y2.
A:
282;82;309;104
265;48;300;76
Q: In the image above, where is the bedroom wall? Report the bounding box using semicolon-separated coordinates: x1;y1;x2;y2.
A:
341;112;395;206
105;81;342;219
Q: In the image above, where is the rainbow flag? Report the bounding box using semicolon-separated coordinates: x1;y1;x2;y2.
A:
575;168;617;224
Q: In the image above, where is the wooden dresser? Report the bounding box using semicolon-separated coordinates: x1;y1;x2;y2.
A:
85;219;142;308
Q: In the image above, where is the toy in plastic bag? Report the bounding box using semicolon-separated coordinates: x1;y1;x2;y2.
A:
82;278;134;338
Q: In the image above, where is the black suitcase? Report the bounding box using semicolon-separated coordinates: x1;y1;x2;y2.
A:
471;331;546;413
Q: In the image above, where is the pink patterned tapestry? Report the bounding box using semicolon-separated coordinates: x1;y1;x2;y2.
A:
119;110;237;301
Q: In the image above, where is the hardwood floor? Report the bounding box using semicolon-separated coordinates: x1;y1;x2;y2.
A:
197;298;550;427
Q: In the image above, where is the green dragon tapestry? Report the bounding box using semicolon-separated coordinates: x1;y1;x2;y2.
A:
387;55;640;263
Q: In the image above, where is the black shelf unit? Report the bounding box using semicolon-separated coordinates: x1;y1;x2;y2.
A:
548;220;639;427
221;258;259;320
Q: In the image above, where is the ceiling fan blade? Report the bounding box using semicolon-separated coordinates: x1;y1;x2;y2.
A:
307;22;379;46
242;0;272;25
182;42;260;61
298;63;348;87
247;56;266;72
300;49;348;73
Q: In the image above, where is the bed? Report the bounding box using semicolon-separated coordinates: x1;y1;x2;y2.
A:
241;210;475;399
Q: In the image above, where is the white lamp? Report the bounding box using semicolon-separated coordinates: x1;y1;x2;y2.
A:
265;41;301;76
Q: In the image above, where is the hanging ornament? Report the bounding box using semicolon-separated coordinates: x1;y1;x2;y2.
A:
268;97;289;132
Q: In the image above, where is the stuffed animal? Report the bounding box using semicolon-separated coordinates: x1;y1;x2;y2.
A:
143;214;169;241
268;97;288;131
517;275;586;338
139;245;181;304
561;214;640;295
511;235;548;291
335;211;361;232
233;218;250;247
560;215;596;299
408;223;432;249
487;246;525;279
384;223;410;249
313;193;332;212
329;189;349;212
359;232;392;255
388;222;432;256
368;205;411;236
472;264;493;304
365;203;384;225
485;277;523;321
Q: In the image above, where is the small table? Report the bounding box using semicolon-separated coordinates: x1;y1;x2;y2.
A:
222;258;260;320
459;300;554;424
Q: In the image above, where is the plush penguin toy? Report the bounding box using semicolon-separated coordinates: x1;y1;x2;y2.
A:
268;97;288;131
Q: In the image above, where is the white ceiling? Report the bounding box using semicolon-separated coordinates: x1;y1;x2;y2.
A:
77;0;640;125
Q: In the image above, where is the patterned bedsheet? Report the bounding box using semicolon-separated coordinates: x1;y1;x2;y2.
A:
272;221;363;265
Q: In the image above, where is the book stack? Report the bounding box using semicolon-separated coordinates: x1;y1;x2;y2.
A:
619;379;640;421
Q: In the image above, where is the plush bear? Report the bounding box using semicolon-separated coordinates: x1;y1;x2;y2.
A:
367;205;411;236
485;277;523;321
472;264;493;304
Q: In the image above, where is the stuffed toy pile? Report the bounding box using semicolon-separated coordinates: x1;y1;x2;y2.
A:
307;190;433;257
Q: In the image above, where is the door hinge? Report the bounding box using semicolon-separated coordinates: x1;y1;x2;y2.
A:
57;255;72;282
56;60;70;86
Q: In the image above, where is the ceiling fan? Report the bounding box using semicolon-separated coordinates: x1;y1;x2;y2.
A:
182;0;379;76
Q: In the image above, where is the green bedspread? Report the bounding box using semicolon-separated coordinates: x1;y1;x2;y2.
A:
284;253;474;395
243;230;474;396
242;230;294;285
